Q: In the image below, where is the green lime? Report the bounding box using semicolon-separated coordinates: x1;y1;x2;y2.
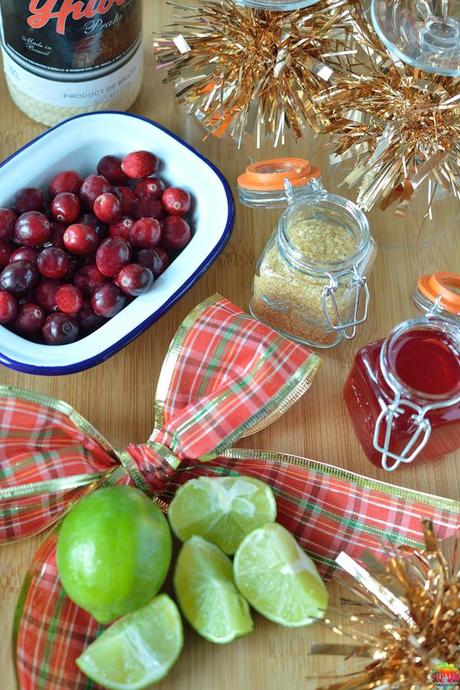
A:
233;523;328;627
77;594;183;690
174;536;253;644
57;486;172;624
168;476;277;555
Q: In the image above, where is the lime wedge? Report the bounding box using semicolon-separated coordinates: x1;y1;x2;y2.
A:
168;476;277;555
233;523;328;627
174;536;253;644
76;595;183;689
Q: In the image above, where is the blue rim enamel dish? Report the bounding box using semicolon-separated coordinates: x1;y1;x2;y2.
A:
0;112;235;375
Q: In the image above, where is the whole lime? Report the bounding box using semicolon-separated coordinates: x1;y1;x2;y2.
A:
57;486;172;624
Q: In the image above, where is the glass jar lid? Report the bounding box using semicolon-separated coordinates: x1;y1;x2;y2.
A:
234;0;321;9
237;157;321;208
413;271;460;319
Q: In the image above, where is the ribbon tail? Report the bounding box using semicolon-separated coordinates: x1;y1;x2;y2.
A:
153;449;460;579
15;532;102;690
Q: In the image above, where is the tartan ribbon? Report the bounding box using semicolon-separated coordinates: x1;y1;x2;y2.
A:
0;295;320;543
1;294;459;690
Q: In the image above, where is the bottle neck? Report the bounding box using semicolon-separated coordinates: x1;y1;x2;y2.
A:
380;317;460;406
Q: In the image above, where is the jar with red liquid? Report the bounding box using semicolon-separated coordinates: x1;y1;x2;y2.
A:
344;272;460;471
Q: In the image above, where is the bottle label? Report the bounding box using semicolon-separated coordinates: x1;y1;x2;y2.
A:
1;42;142;107
0;0;142;81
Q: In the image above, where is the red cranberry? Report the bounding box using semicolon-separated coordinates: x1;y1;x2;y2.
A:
34;280;60;313
113;186;137;216
14;188;44;214
37;247;69;280
97;155;128;185
116;264;154;296
135;178;165;199
121;151;159;179
109;217;134;241
78;301;106;332
82;252;97;266
0;240;13;268
0;209;17;240
96;238;131;277
136;247;170;277
49;170;83;197
73;264;107;297
134;197;165;221
47;222;66;250
65;255;81;281
160;216;191;250
15;212;51;247
13;302;45;335
9;246;38;265
0;291;18;324
162;187;192;216
51;192;80;224
0;260;38;294
80;174;112;209
80;213;107;241
93;192;122;224
56;284;84;315
129;218;161;250
42;312;79;345
63;223;99;255
91;283;126;318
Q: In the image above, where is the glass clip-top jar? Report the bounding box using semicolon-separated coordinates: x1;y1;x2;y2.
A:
344;272;460;472
237;158;376;349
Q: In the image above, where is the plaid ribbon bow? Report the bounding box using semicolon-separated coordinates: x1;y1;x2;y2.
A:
1;294;459;690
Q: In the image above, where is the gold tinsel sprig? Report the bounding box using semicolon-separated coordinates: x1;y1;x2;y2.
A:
154;0;354;147
317;521;460;690
318;8;460;213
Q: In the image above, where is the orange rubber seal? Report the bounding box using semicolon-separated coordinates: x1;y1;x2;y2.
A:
418;272;460;314
237;158;321;192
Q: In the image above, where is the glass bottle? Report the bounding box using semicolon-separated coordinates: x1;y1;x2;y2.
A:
0;0;143;127
344;272;460;471
238;158;376;348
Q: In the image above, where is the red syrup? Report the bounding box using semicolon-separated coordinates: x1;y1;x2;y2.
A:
344;323;460;469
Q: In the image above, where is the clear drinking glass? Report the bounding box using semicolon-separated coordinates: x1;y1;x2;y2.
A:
371;0;460;76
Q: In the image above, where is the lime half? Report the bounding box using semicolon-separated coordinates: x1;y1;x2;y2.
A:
76;595;183;689
233;523;328;627
174;536;253;643
168;476;277;555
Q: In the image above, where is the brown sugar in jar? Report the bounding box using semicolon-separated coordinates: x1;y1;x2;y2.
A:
251;216;361;346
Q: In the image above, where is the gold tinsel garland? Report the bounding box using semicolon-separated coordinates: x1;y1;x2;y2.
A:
318;7;460;213
317;521;460;690
154;0;354;146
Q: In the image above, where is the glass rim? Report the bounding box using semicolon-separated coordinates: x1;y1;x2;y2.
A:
381;317;460;405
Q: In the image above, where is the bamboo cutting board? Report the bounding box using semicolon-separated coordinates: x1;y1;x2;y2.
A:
1;2;459;689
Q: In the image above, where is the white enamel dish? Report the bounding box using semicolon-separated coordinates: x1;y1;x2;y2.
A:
0;112;235;375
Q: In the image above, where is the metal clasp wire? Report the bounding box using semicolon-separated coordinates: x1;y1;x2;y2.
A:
373;396;432;472
321;265;369;340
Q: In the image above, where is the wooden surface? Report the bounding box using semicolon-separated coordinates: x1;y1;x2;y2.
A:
1;2;459;689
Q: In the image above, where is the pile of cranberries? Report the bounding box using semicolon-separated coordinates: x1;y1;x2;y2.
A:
0;151;193;345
